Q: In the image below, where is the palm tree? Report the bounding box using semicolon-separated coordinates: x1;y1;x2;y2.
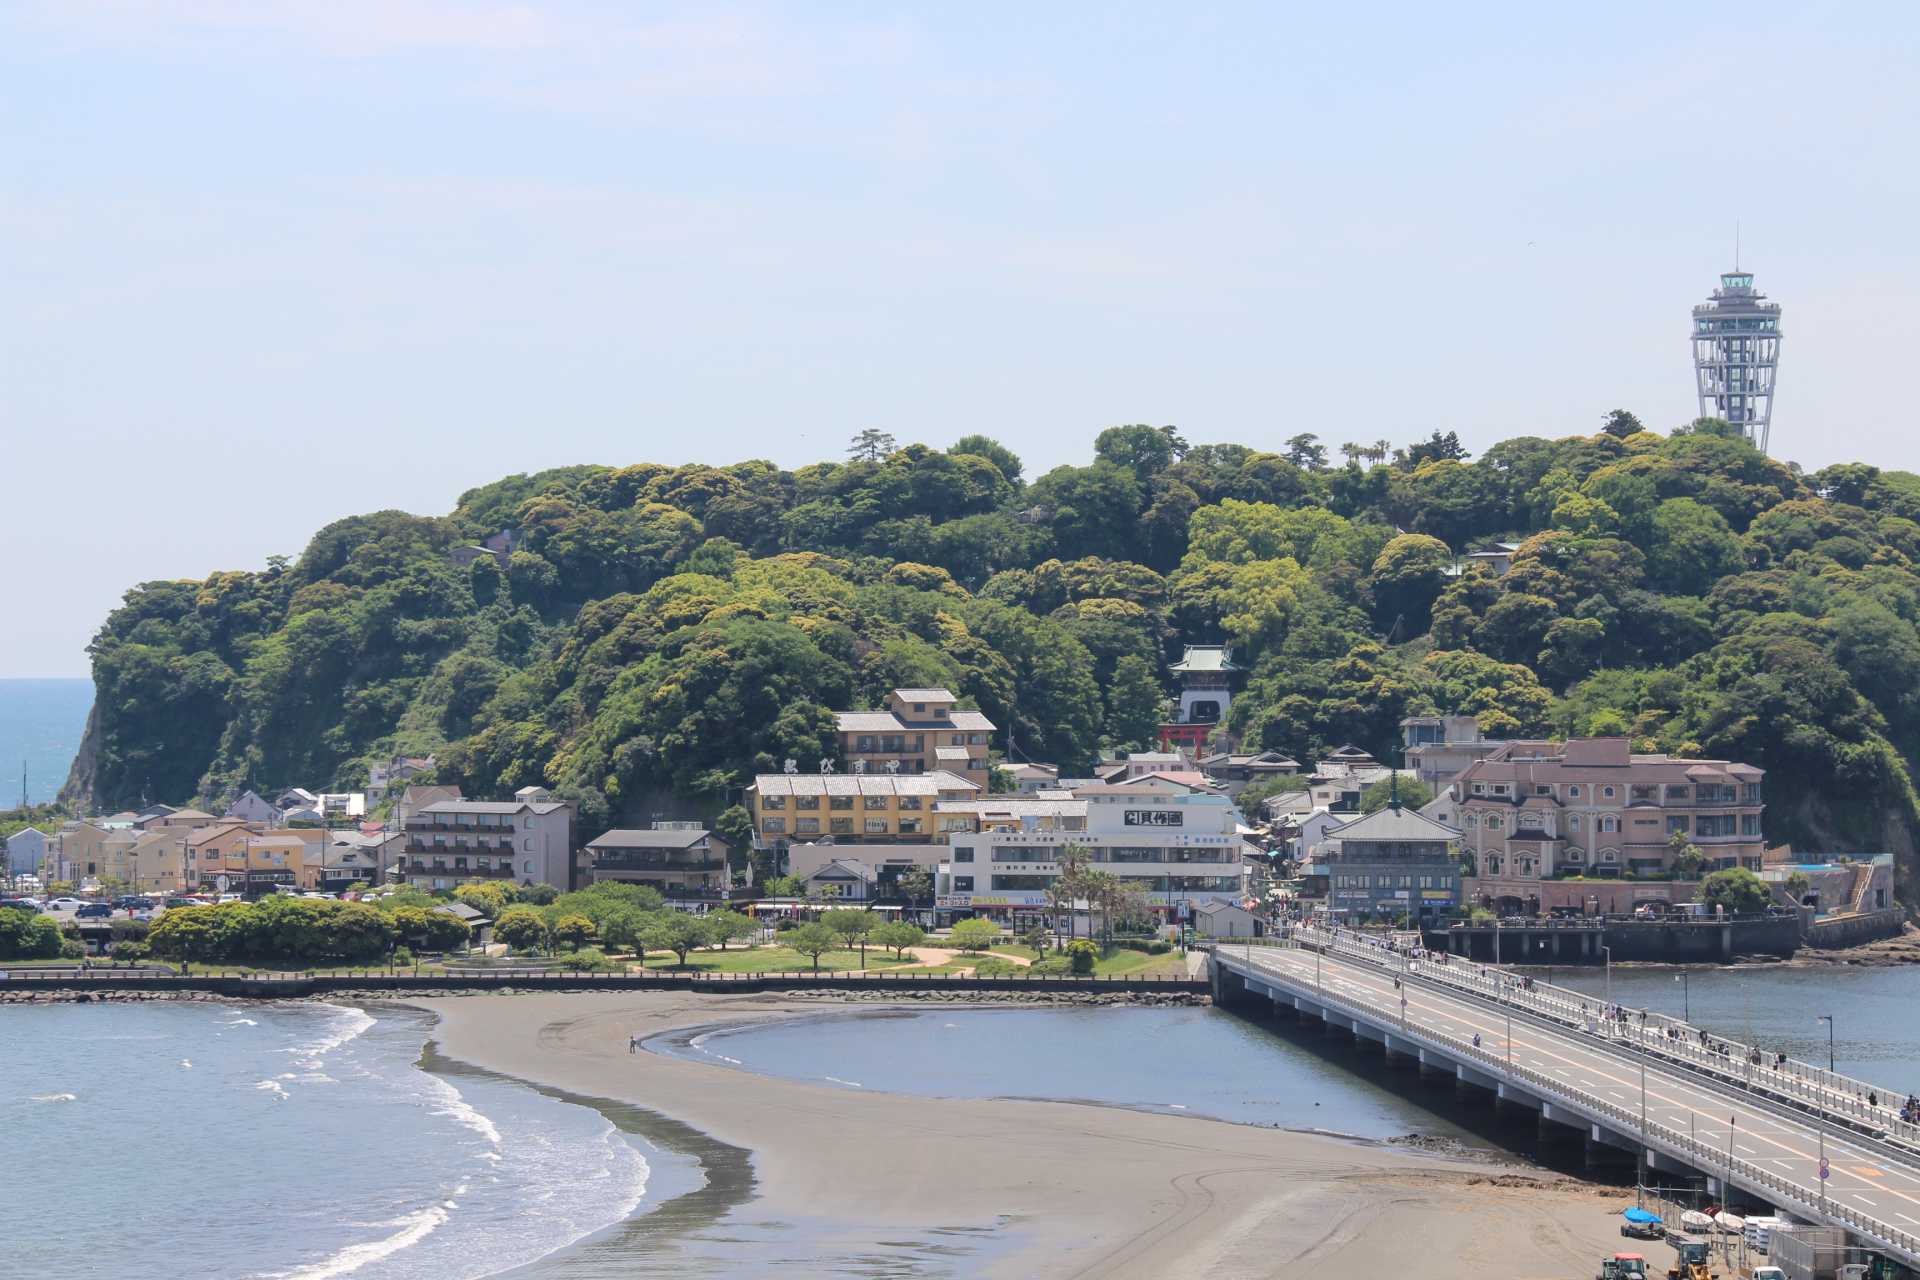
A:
1047;845;1091;950
1339;442;1362;465
1079;868;1121;949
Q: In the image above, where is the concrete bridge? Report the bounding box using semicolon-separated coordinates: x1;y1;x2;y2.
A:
1213;930;1920;1268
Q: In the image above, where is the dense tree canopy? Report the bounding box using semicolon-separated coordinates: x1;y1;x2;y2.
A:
64;423;1920;885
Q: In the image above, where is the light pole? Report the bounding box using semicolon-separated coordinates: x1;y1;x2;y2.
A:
1817;1014;1835;1074
1600;944;1613;1011
1505;1003;1513;1070
1676;970;1690;1021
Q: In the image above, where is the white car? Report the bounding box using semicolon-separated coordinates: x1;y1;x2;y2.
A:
46;897;84;911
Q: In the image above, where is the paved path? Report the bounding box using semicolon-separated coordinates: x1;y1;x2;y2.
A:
1237;944;1920;1257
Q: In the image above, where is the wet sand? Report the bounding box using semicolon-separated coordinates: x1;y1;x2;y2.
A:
416;991;1634;1278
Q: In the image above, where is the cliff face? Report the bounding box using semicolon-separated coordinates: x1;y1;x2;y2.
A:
58;698;101;813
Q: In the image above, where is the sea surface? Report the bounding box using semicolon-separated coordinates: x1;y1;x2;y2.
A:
0;676;93;805
2;1001;654;1279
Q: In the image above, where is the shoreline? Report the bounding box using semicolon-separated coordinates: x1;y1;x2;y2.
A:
406;989;1632;1279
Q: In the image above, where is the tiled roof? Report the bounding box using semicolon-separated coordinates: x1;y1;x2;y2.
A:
934;747;972;761
837;711;904;732
1329;806;1461;842
1169;645;1235;673
588;829;711;850
752;771;980;797
945;710;995;731
420;800;528;815
892;688;956;702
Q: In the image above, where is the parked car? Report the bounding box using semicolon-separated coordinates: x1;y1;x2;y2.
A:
112;896;146;910
46;897;84;912
0;898;42;914
75;902;114;919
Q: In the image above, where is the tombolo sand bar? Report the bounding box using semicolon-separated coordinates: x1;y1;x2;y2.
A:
415;990;1631;1278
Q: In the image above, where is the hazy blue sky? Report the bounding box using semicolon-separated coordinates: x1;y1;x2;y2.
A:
5;2;1918;676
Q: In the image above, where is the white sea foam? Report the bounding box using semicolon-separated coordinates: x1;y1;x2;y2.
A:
256;1080;289;1100
225;1017;258;1026
31;1092;76;1103
271;1200;452;1280
419;1071;504;1149
180;1059;192;1068
824;1076;865;1088
292;1005;376;1067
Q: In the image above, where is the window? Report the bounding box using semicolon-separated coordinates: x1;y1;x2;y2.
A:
898;819;922;834
830;818;853;835
1742;814;1760;836
1535;785;1553;796
1696;814;1737;837
1599;817;1619;833
761;795;786;811
1463;814;1478;829
830;796;853;810
952;876;973;891
796;818;820;834
865;819;889;834
796;795;820;810
1569;815;1582;830
1486;816;1503;831
969;733;989;745
762;818;786;834
898;797;922;811
1471;783;1485;795
1568;785;1581;798
865;796;889;811
1668;816;1689;834
1667;785;1690;800
1601;849;1617;863
1603;786;1616;799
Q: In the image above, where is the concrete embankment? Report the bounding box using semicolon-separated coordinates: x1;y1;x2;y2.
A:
0;970;1207;1002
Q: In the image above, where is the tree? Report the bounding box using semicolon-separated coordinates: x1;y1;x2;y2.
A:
822;907;875;966
706;909;756;950
1784;871;1811;902
1046;845;1091;948
1104;654;1165;748
0;908;62;960
1404;429;1470;465
495;906;550;953
1066;938;1099;975
1283;433;1328;470
786;921;839;970
551;913;598;950
513;883;560;907
1020;924;1051;955
1359;774;1433;813
1698;867;1770;915
454;882;508;917
949;917;1000;952
872;920;926;958
1669;838;1706;881
949;434;1023;483
1366;533;1452;635
640;912;712;966
896;867;933;908
848;429;898;462
1602;409;1645;439
712;804;755;878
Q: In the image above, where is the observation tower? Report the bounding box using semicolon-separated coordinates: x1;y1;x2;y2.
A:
1691;266;1782;453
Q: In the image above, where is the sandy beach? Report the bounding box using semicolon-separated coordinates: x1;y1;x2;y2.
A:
415;990;1634;1278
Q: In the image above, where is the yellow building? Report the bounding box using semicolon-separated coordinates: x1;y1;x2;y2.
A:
747;770;979;859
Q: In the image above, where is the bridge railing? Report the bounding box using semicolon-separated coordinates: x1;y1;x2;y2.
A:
1237;939;1920;1267
1260;925;1920;1150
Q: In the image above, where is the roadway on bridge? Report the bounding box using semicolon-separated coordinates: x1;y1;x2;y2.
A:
1236;945;1920;1237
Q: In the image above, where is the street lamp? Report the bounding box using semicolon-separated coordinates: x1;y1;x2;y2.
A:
1599;944;1613;1010
1676;970;1690;1021
1817;1014;1835;1074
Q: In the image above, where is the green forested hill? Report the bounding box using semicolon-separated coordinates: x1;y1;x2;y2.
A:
62;422;1920;878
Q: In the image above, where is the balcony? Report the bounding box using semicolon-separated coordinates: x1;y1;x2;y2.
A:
587;854;727;874
403;859;517;879
406;838;515;853
404;820;516;835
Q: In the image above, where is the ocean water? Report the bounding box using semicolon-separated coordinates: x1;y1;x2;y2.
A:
1;1001;652;1279
656;1004;1491;1145
0;676;93;805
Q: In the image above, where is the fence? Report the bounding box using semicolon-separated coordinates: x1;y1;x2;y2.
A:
1227;936;1920;1267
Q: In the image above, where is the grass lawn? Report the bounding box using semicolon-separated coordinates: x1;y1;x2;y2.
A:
639;945;917;974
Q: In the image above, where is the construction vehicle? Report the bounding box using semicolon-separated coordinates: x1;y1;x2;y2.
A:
1662;1232;1716;1280
1599;1254;1650;1280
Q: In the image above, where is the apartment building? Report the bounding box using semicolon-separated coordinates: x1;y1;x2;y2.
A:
935;781;1250;927
581;826;735;901
399;788;575;892
1451;737;1764;891
1400;714;1508;789
748;770;980;862
835;688;995;790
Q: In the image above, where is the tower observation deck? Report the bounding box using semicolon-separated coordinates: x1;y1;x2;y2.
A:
1691;268;1782;453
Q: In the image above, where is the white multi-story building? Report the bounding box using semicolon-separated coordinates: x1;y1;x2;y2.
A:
399;787;574;892
935;778;1251;928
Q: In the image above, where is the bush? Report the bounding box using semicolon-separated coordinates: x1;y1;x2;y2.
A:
1066;939;1099;975
393;947;416;967
949;918;1000;952
0;908;63;960
567;947;622;973
1114;937;1171;955
1029;956;1074;976
60;939;87;960
110;941;149;961
969;957;1022;977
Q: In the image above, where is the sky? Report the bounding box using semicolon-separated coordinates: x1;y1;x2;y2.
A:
4;1;1918;676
